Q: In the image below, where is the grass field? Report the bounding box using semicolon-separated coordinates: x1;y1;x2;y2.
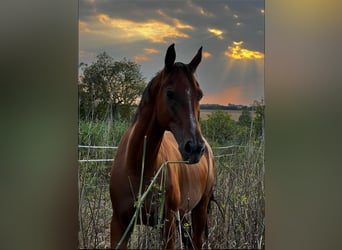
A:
78;118;264;249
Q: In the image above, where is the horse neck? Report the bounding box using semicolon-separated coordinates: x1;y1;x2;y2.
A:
127;77;165;174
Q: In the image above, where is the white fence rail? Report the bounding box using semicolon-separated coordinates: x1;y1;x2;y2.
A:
78;145;118;149
78;145;244;162
79;159;115;162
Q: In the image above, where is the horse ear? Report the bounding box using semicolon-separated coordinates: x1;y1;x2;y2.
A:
189;46;202;72
165;43;176;70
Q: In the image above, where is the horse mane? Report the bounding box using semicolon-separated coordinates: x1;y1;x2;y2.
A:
132;71;162;123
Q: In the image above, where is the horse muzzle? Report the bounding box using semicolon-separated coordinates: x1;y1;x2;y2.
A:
180;139;205;164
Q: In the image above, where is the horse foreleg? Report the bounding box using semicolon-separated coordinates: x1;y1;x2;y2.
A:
110;212;130;249
191;197;210;249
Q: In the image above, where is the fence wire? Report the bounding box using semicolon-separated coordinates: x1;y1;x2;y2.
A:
78;144;244;162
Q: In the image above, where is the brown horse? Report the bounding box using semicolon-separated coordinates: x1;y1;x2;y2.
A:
110;44;215;249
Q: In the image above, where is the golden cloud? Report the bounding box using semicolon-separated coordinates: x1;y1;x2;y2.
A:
94;14;192;43
157;10;194;30
79;21;92;33
208;28;224;40
133;48;159;63
173;19;193;30
97;14;110;24
224;41;264;60
144;48;159;54
187;1;213;17
203;51;211;59
134;54;149;62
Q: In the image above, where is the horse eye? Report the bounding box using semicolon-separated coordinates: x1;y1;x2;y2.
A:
197;90;203;100
166;90;175;99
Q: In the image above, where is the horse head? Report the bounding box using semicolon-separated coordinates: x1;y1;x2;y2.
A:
156;44;205;164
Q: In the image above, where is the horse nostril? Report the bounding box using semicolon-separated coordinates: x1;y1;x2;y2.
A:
184;141;205;156
184;140;194;154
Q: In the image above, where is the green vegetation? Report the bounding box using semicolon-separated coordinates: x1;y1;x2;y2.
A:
79;108;264;249
200;100;264;146
238;108;252;127
79;52;146;121
78;51;265;249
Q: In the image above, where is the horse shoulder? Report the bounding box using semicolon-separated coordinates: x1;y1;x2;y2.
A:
110;127;135;210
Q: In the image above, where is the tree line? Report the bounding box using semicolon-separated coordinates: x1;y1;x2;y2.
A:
79;52;265;143
200;103;254;111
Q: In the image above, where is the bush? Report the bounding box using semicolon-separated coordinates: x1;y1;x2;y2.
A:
200;110;235;145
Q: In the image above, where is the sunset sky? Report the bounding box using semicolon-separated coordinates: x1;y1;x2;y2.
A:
79;0;264;106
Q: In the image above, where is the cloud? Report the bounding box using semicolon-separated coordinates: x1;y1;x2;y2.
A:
156;9;194;30
79;1;265;105
224;41;264;60
133;47;160;62
133;47;160;63
79;50;96;59
86;14;193;43
173;19;193;30
203;51;211;59
144;48;159;54
187;1;214;17
79;21;92;33
208;28;224;40
134;54;149;62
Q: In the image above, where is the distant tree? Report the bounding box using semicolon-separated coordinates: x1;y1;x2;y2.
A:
238;108;252;127
200;110;235;145
252;99;265;138
79;52;146;120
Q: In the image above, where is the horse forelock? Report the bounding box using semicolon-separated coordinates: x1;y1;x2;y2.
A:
163;62;201;92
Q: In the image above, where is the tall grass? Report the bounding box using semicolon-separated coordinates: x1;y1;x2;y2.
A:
78;119;128;248
209;140;265;249
78;118;265;249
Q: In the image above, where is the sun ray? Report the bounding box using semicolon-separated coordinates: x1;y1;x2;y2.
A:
224;41;264;60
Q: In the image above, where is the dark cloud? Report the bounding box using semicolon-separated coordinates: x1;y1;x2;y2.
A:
79;0;264;105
